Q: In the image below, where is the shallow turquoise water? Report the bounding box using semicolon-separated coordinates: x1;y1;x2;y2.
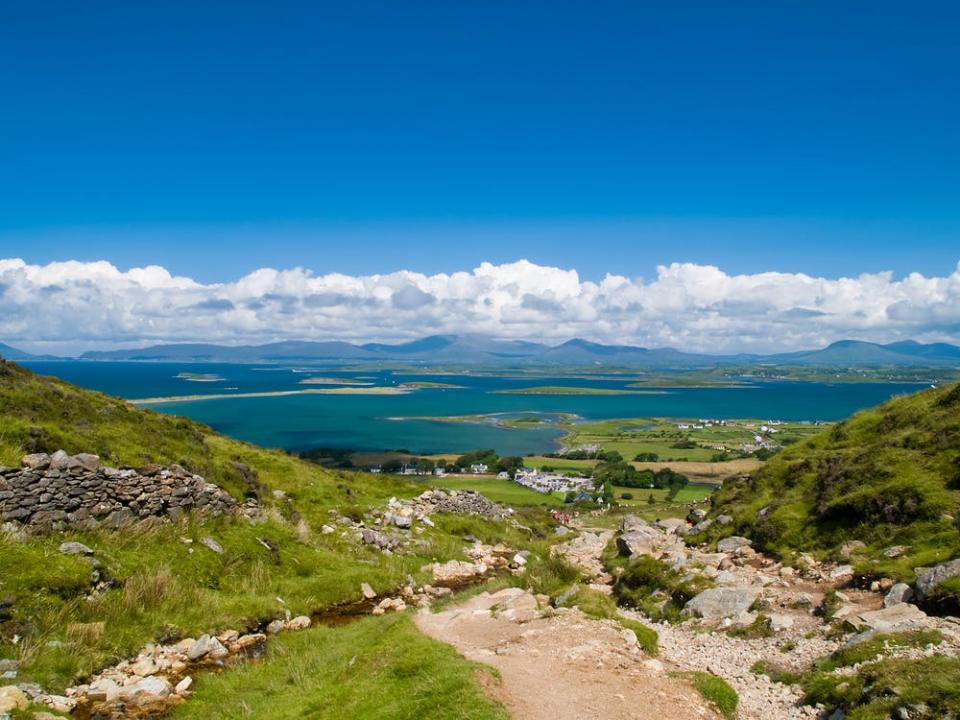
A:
23;361;927;455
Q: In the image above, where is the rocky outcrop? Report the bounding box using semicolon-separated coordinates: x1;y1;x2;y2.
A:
408;489;510;519
684;587;760;620
915;558;960;601
0;452;237;527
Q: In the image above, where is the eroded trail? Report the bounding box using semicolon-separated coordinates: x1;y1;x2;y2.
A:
414;586;720;720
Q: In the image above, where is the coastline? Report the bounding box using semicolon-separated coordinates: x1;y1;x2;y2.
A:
131;386;411;404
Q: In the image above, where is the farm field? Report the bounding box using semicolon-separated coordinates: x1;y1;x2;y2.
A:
559;416;828;463
411;475;565;507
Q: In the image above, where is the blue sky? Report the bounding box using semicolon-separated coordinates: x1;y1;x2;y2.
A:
1;1;958;283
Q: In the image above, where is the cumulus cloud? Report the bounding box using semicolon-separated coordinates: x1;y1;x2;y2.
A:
1;257;959;354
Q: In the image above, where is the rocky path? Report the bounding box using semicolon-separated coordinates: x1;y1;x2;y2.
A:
419;515;960;720
414;587;720;720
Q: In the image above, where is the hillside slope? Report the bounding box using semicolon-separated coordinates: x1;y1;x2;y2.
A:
0;358;542;705
700;382;960;592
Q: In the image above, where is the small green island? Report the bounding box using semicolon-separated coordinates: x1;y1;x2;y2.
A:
175;372;225;382
298;377;372;385
398;381;465;389
493;385;667;396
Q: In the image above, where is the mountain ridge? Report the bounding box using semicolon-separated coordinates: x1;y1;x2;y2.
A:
4;336;960;368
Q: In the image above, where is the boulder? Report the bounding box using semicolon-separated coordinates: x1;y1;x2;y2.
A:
715;514;733;526
684;587;760;619
883;583;915;608
716;536;751;554
174;676;193;695
266;620;285;635
360;528;397;551
656;518;687;534
915;558;960;601
617;529;659;557
126;676;172;705
431;559;487;585
74;453;101;472
854;603;928;633
619;515;648;532
361;582;377;599
20;453;50;470
691;519;713;534
829;564;854;580
59;541;94;556
187;634;228;660
285;615;311;631
0;685;29;713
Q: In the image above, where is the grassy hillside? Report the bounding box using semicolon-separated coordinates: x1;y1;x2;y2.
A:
699;381;960;591
0;359;545;701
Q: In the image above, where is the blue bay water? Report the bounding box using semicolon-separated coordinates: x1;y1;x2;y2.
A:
23;361;928;456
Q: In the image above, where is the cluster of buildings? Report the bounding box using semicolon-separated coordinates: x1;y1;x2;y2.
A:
504;467;594;494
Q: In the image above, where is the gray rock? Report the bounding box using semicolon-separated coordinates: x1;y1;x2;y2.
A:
127;675;172;703
187;634;227;660
200;537;224;554
716;536;752;553
839;540;866;559
392;514;412;529
829;564;854;580
619;515;647;532
883;545;910;558
768;613;794;631
915;558;960;601
174;676;193;695
656;518;687;534
691;519;713;534
854;603;928;632
20;453;50;470
884;583;915;608
617;530;656;558
684;587;760;619
74;453;101;472
715;514;733;526
58;541;94;556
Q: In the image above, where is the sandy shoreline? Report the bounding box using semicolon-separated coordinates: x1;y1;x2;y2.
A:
131;387;411;404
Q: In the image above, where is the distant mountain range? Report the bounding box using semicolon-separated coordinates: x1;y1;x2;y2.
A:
2;335;957;368
0;343;61;362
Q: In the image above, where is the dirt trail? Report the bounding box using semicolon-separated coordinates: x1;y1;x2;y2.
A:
414;586;720;720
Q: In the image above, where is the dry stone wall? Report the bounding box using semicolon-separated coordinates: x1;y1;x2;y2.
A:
0;450;237;527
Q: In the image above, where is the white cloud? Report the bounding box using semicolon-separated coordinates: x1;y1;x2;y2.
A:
1;258;959;354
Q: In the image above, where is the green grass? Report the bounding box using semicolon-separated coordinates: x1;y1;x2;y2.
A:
672;671;738;719
726;614;773;639
0;360;554;694
802;656;960;719
414;476;565;507
169;614;509;720
698;381;960;591
604;548;713;622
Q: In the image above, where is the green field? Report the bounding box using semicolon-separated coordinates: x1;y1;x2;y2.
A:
414;476;565;507
611;483;715;507
171;614;508;720
559;416;826;463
